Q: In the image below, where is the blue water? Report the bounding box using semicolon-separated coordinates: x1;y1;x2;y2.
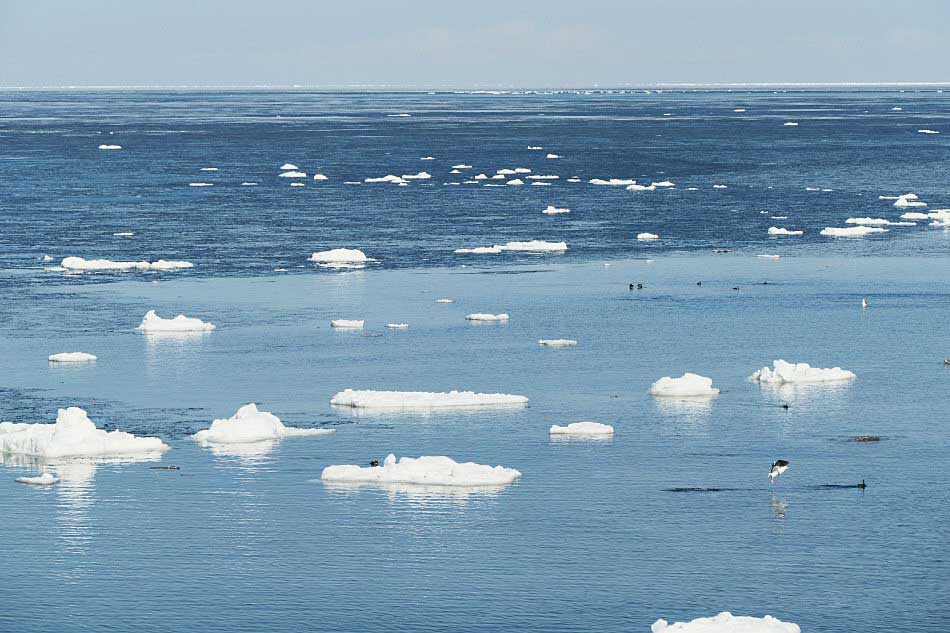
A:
1;90;949;632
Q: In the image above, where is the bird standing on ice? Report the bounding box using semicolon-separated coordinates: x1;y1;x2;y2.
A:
769;459;790;484
862;296;869;309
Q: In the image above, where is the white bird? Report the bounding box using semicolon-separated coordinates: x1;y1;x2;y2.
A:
768;459;790;484
862;297;869;309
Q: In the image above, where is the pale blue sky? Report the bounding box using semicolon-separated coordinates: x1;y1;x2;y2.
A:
2;0;948;87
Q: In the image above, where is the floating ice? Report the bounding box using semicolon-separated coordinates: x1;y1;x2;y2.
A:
713;184;728;189
330;389;528;409
652;180;675;187
365;175;407;184
321;453;521;487
452;164;472;169
279;163;298;170
420;156;435;160
783;122;799;126
402;171;431;180
539;339;577;347
542;205;570;215
385;323;409;329
649;373;720;397
388;113;411;117
138;310;215;333
15;472;60;485
279;171;307;178
241;182;258;186
313;173;328;180
61;257;194;272
308;248;372;264
41;254;54;262
845;217;891;225
49;352;97;363
546;153;561;159
331;319;364;329
531;182;551;186
734;108;747;112
637;233;659;240
820;226;888;237
290;183;305;187
192;403;334;445
756;254;781;259
98;144;122;150
507;179;524;185
651;611;800;633
474;173;489;180
455;245;504;254
627;183;657;191
527;175;560;180
465;313;509;321
880;193;917;200
917;129;940;134
550;422;614;436
751;359;856;384
591;178;636;186
527;146;543;150
435;298;455;303
0;407;169;458
496;169;516;175
199;167;218;171
513;167;532;173
499;240;567;252
900;212;929;220
768;227;803;236
894;197;927;208
113;232;135;237
189;183;213;187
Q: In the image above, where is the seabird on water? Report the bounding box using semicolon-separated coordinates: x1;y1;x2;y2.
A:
768;459;790;484
862;296;869;309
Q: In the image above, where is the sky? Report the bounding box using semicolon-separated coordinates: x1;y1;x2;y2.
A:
2;0;949;87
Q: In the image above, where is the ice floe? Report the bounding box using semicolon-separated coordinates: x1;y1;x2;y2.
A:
768;227;803;236
499;240;567;252
751;359;856;384
0;407;169;458
649;373;720;398
507;179;524;185
627;183;656;191
331;319;364;329
15;472;59;485
113;232;135;237
651;611;800;633
308;248;372;266
279;171;307;178
917;129;940;134
60;257;193;272
365;175;407;184
465;313;509;321
531;182;551;186
290;183;305;187
49;352;97;363
137;310;216;333
900;212;930;220
845;217;892;225
189;183;213;187
894;197;927;208
549;422;614;436
321;453;521;487
199;167;218;172
713;184;728;189
279;163;298;170
653;180;675;187
539;339;577;347
385;323;410;329
192;403;334;445
542;205;571;215
402;171;431;180
452;164;472;169
637;233;659;240
820;226;888;237
783;122;799;126
435;298;455;303
98;144;122;150
527;146;543;150
590;178;637;186
526;175;559;180
546;153;561;159
420;156;435;160
329;389;528;409
313;173;328;181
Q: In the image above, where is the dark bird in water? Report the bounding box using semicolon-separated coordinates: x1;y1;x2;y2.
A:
856;480;867;489
769;459;790;484
732;287;740;291
781;403;789;410
696;281;702;286
629;283;643;290
369;459;379;467
944;359;950;365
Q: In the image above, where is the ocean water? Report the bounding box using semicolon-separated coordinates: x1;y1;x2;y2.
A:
1;90;949;632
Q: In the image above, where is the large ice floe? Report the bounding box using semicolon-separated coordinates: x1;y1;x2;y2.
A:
308;248;374;268
649;373;720;397
137;310;216;333
466;313;509;321
750;360;856;384
539;339;577;347
768;227;803;236
278;170;307;178
15;472;60;485
549;422;614;436
60;257;194;272
49;352;97;363
365;175;408;185
331;319;364;329
455;240;567;254
330;389;528;409
651;611;800;633
638;233;660;240
321;453;521;487
542;205;571;215
894;195;927;208
590;178;637;186
0;407;169;458
192;404;334;445
820;226;888;237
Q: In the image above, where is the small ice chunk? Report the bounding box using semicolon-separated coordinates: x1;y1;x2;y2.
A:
734;108;747;112
113;232;135;237
138;310;215;333
321;454;521;487
900;212;929;220
241;182;258;186
783;122;799;126
768;227;803;236
290;182;305;187
189;182;213;187
98;144;122;150
385;323;409;329
751;359;855;384
546;153;561;159
756;254;781;259
713;184;728;189
917;129;940;134
49;352;97;363
452;164;473;169
590;178;636;186
538;339;577;347
474;174;489;180
435;298;455;303
845;217;890;225
550;422;613;436
498;240;567;252
279;171;307;178
627;183;657;191
402;171;431;180
894;197;927;208
15;472;60;485
542;205;571;215
199;167;218;171
313;173;328;181
820;226;888;237
308;248;372;264
279;163;298;170
331;319;364;328
527;146;543;150
507;179;524;185
365;175;407;184
651;611;800;633
192;403;333;444
420;156;435;160
330;389;528;409
531;182;551;186
652;181;675;187
465;313;509;321
527;175;560;180
649;373;720;397
61;257;193;272
637;233;659;240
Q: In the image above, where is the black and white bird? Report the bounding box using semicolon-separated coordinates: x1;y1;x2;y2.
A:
862;296;869;309
768;459;790;484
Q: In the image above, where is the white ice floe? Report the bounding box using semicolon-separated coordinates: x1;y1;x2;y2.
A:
455;245;504;254
330;389;528;409
756;254;781;259
308;248;372;265
466;313;509;321
546;153;561;159
241;182;258;186
321;453;521;487
313;173;328;181
549;422;614;436
474;173;489;180
279;163;298;170
527;146;543;150
627;183;656;191
420;156;435;160
768;227;803;236
189;183;213;187
192;403;333;445
526;175;559;180
279;171;307;178
499;240;567;252
48;352;97;363
894;197;927;208
783;122;799;126
900;212;930;220
496;169;516;175
507;179;524;185
845;217;891;225
713;184;728;189
388;113;411;117
734;108;747;112
539;339;578;347
917;129;940;134
113;232;135;237
513;167;532;173
542;205;571;215
199;167;218;171
653;180;675;187
651;611;800;633
61;257;193;272
15;472;60;485
331;319;364;329
98;144;122;150
590;178;637;186
880;193;917;200
137;310;216;333
290;183;305;187
649;373;720;398
531;182;551;186
820;226;888;237
365;175;408;184
402;171;431;180
750;359;856;384
452;164;472;169
637;233;659;241
385;323;410;329
0;407;169;458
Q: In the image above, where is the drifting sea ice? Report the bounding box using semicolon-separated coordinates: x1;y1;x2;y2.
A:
279;163;298;170
750;359;856;384
188;183;213;187
15;473;60;485
308;248;372;264
278;171;307;178
435;299;455;303
648;373;720;397
60;257;193;272
329;389;528;409
499;240;567;252
783;122;799;126
98;144;122;150
651;611;800;633
402;171;431;180
313;174;328;180
365;175;407;184
321;454;522;487
113;232;135;237
917;129;940;134
137;310;216;333
192;403;334;445
894;197;927;208
546;153;561;158
637;233;659;240
507;179;524;185
549;422;614;435
48;352;97;363
0;407;169;458
385;323;409;329
652;180;675;187
768;227;803;236
465;313;509;321
845;217;892;225
538;339;577;347
627;184;657;191
820;226;888;237
542;206;570;215
590;178;637;186
900;212;929;220
331;319;364;329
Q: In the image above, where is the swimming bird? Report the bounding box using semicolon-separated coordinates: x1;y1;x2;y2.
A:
768;459;790;484
862;296;869;309
781;403;789;410
856;480;866;489
369;459;379;467
944;359;949;366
